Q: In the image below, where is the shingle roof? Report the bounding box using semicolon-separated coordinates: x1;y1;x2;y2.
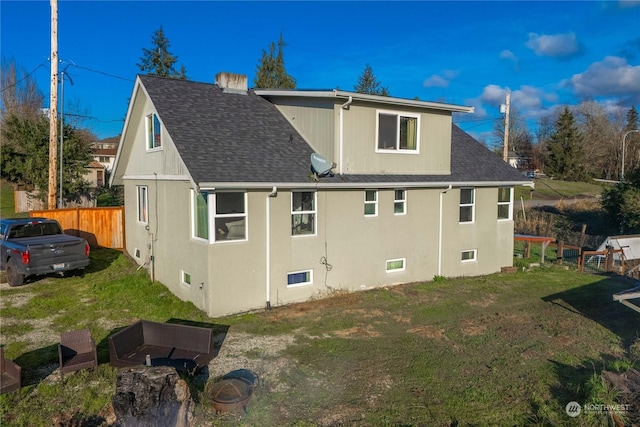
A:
139;75;315;184
139;75;528;187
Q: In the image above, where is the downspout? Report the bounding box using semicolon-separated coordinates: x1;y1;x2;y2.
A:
265;186;277;310
338;96;352;175
438;185;452;276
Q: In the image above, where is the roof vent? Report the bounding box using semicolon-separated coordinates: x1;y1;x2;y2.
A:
215;72;248;94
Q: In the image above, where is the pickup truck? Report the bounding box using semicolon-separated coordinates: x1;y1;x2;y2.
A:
0;217;90;287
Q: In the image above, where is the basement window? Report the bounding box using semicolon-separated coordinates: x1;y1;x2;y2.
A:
386;258;406;273
462;249;477;262
287;270;313;287
182;271;191;287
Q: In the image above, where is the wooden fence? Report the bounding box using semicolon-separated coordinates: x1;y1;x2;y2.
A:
14;190;96;213
29;206;124;250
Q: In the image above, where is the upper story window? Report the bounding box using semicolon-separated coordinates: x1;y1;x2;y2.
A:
364;190;378;216
214;192;247;242
376;110;420;152
292;191;316;236
394;189;406;215
459;188;475;223
146;113;162;150
497;187;513;220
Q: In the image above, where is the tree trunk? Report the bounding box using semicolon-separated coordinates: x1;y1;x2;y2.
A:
112;366;193;427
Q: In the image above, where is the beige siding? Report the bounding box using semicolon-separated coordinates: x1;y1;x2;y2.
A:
122;92;188;178
270;98;336;160
341;102;452;174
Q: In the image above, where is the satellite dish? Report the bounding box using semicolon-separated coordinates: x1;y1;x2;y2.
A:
310;153;335;177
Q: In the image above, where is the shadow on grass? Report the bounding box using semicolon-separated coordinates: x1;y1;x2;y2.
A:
541;274;639;347
14;343;58;387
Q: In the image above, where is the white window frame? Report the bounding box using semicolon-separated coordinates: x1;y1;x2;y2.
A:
497;187;513;221
213;192;248;243
394;189;406;215
287;269;313;287
291;191;317;237
137;185;148;224
191;190;210;242
364;190;378;217
386;258;406;273
375;110;420;153
145;113;162;151
461;249;477;263
181;270;192;288
459;188;475;224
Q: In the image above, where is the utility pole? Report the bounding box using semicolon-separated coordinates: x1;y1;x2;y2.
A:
48;0;59;209
502;91;511;163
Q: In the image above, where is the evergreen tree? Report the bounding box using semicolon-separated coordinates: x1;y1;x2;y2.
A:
254;33;296;89
624;106;640;175
544;106;589;181
1;114;93;202
354;64;389;96
138;25;187;79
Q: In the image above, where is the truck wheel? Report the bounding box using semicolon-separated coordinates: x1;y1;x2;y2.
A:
6;259;24;287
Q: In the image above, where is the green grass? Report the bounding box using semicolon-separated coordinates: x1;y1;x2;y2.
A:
515;178;609;201
1;250;637;426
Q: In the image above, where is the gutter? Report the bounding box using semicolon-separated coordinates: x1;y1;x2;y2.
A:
438;185;452;276
265;186;277;310
195;180;531;191
338;96;353;175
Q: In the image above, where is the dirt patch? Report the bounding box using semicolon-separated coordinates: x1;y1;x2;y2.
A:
467;294;497;307
0;317;59;352
334;325;381;338
460;319;487;336
0;290;34;308
406;325;447;339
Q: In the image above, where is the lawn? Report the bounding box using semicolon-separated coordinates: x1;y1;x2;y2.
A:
0;248;637;426
514;178;610;201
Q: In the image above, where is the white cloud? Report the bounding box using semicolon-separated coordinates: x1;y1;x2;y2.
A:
500;50;520;71
567;56;640;98
423;75;449;88
469;84;558;122
423;70;459;88
526;32;580;58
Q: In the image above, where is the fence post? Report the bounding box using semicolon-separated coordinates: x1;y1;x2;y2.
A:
557;240;564;265
605;245;614;272
524;241;531;259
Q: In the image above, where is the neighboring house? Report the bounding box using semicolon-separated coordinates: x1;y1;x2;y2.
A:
91;137;119;171
111;72;530;317
83;160;106;188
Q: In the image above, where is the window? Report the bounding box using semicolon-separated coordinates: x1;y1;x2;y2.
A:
462;250;477;262
137;186;148;224
394;189;406;215
192;190;209;240
497;187;513;220
292;191;316;236
459;188;475;223
386;258;406;272
214;192;247;242
146;113;162;150
287;269;313;287
376;111;419;152
364;190;378;216
182;271;191;287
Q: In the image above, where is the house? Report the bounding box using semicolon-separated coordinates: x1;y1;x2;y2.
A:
110;72;531;317
83;160;106;188
91;137;119;171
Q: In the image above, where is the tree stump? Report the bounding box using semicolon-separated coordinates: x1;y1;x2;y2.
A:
112;366;193;427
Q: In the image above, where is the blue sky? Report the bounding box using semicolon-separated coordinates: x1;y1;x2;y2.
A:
2;1;640;143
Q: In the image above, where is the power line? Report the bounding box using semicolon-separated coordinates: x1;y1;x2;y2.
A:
0;62;48;93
